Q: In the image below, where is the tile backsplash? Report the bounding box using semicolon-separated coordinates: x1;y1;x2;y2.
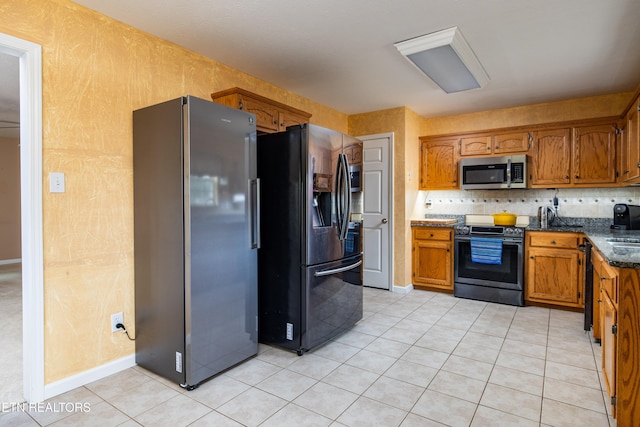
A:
415;187;640;219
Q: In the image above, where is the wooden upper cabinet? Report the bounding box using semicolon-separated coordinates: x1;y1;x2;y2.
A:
344;142;363;166
211;87;311;134
419;137;459;190
493;132;532;155
621;96;640;183
460;135;491;156
573;124;617;185
530;128;572;186
459;131;531;156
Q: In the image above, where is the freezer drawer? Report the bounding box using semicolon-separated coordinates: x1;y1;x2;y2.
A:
304;256;363;352
258;255;363;355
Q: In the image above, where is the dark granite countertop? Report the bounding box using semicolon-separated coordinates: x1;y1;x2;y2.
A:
410;215;463;227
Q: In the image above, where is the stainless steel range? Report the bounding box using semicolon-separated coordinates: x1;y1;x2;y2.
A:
454;218;525;306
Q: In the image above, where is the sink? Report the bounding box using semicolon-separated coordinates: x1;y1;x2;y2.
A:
606;239;640;254
608;242;640;249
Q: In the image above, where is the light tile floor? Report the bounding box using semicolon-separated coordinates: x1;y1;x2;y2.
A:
0;262;22;404
1;286;613;426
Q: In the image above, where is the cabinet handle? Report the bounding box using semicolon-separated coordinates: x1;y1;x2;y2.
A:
495;146;499;149
575;175;579;179
597;299;602;303
487;147;491;150
429;234;434;237
446;249;450;252
550;240;556;244
565;175;570;179
530;256;535;259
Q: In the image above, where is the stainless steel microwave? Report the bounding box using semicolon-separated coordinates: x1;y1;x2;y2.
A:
460;155;527;190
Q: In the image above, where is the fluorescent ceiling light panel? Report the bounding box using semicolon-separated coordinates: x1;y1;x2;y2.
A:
394;26;489;93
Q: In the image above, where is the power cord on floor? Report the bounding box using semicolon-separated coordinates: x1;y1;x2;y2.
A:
115;323;136;341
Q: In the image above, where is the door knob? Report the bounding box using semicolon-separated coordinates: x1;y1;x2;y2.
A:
381;218;388;224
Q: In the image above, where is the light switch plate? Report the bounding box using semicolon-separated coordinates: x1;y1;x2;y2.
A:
50;172;65;193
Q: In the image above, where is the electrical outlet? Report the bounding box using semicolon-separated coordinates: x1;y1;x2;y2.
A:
111;312;124;333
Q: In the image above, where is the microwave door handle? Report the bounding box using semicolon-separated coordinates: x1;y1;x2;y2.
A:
506;157;512;188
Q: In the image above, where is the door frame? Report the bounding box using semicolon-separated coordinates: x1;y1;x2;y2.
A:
0;32;44;403
357;132;394;291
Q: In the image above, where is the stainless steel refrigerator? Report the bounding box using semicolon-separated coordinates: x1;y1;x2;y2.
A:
133;96;259;389
257;124;363;355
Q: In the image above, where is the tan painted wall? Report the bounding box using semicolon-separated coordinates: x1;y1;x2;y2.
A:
421;92;633;136
0;0;348;384
349;107;422;288
0;137;21;260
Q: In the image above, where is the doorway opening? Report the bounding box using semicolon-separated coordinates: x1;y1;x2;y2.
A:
0;32;44;403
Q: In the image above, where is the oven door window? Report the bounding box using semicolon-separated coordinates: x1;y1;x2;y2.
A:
455;239;522;290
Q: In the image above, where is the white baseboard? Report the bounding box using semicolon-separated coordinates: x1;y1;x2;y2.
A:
392;284;413;294
0;258;21;265
44;354;135;400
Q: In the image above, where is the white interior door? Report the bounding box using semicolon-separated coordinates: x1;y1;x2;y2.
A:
358;133;392;290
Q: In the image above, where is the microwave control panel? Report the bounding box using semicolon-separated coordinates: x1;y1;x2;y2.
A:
511;163;524;183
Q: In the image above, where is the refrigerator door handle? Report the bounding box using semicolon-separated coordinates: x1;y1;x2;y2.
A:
335;154;344;237
342;153;352;240
336;153;351;241
314;260;363;277
249;178;261;249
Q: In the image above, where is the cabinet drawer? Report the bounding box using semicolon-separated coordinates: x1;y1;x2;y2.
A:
414;228;452;241
528;232;580;249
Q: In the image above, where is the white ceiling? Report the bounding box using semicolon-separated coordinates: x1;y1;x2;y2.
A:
2;0;640;139
70;0;640;117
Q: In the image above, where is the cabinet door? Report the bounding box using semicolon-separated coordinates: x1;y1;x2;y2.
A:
240;96;280;133
601;293;617;416
420;139;459;189
526;247;582;307
493;132;531;154
573;124;616;185
344;143;363;166
622;100;640;182
530;128;572;186
412;240;452;290
460;135;491;156
278;110;309;131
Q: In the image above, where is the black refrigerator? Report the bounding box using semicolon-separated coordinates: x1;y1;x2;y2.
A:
133;96;259;389
257;124;363;355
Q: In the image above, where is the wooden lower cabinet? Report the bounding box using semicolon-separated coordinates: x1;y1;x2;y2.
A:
590;245;640;425
525;232;584;308
412;227;453;292
601;291;617;417
613;268;640;425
